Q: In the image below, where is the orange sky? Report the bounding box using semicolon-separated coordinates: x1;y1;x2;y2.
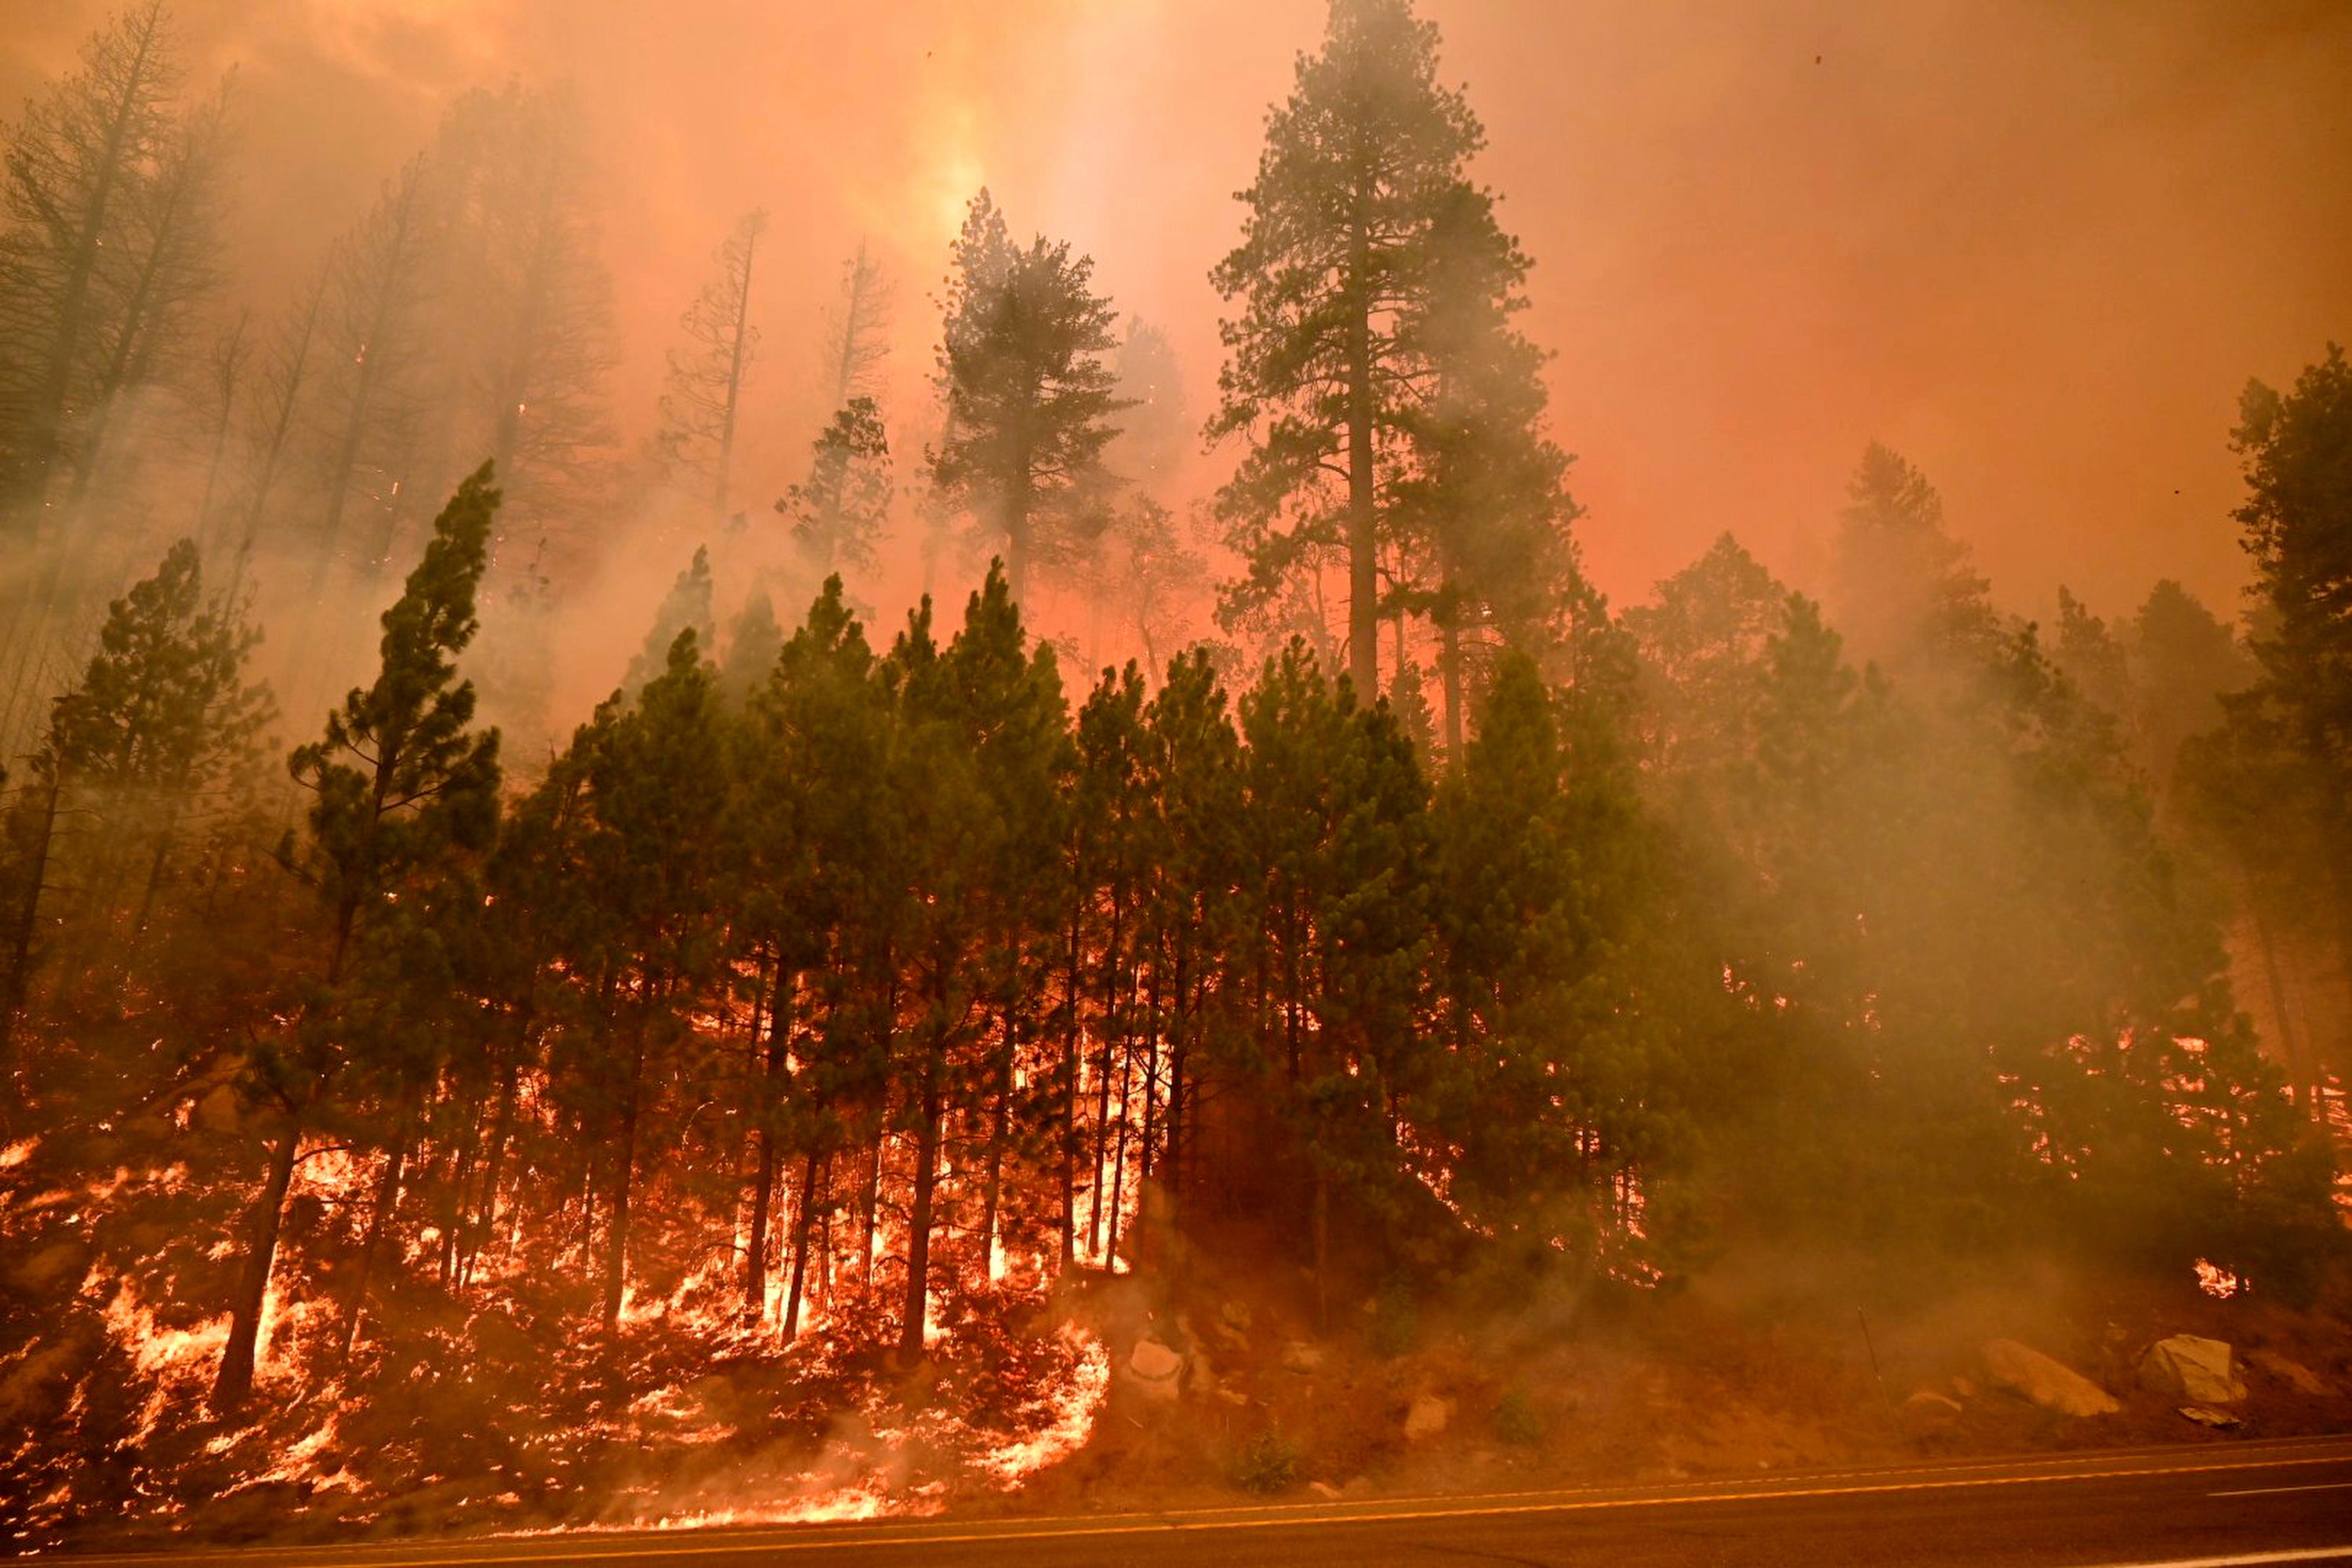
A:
5;0;2348;632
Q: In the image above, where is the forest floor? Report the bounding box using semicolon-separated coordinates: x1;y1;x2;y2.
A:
1027;1239;2352;1517
31;1236;2352;1555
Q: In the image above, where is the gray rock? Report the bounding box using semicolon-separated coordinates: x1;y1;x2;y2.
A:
1403;1392;1450;1441
2179;1403;2241;1428
2139;1335;2246;1406
1981;1338;2121;1417
1281;1340;1325;1374
1128;1336;1185;1402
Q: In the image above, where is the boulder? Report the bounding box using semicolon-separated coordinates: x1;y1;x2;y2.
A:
1403;1393;1451;1441
1981;1338;2120;1417
2248;1349;2333;1398
1902;1388;1964;1424
1281;1340;1325;1374
2138;1335;2246;1406
1128;1336;1185;1403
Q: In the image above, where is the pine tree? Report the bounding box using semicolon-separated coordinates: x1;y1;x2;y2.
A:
0;0;181;535
2128;579;2250;789
658;210;766;528
566;627;731;1335
1828;442;1998;681
932;191;1127;603
1624;533;1787;779
60;72;232;514
2230;345;2352;963
736;576;886;1328
215;463;503;1408
819;240;894;410
1394;176;1576;756
307;158;436;598
421;83;618;562
783;396;891;579
622;545;714;697
1210;0;1522;700
38;536;268;968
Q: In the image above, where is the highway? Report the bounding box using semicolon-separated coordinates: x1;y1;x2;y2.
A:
53;1435;2352;1566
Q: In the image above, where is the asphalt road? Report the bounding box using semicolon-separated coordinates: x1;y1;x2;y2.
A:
53;1434;2352;1567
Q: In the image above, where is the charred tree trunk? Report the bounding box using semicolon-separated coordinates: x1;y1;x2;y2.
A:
599;985;654;1337
213;1115;302;1409
1345;164;1377;700
979;1000;1014;1277
460;1040;523;1289
1105;1036;1134;1270
1440;605;1465;759
337;1098;416;1364
896;1035;945;1365
783;1149;824;1339
742;952;788;1317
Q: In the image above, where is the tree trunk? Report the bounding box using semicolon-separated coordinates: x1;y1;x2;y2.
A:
896;1040;945;1364
1345;167;1378;700
337;1102;415;1365
1440;607;1465;759
742;953;787;1317
713;221;759;528
599;993;652;1337
2;7;164;535
1105;1036;1134;1271
213;1116;302;1409
783;1149;823;1339
979;1000;1014;1279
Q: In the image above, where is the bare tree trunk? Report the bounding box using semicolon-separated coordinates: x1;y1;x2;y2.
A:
214;1116;301;1409
896;1039;945;1365
712;220;760;526
1345;165;1377;699
1440;607;1465;759
337;1097;416;1365
783;1150;824;1339
742;952;786;1316
599;990;652;1337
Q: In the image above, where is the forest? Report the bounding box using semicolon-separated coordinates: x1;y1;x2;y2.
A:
0;0;2346;1551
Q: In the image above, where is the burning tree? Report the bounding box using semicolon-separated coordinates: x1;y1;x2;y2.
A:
214;462;503;1406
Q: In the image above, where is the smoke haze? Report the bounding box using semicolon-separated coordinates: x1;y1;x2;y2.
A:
5;0;2345;636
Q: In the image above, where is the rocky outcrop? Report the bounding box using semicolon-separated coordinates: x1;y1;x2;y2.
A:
1981;1338;2120;1417
2137;1336;2246;1406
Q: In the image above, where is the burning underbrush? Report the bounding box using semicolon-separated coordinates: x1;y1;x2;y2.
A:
5;1094;2352;1559
0;1125;1116;1554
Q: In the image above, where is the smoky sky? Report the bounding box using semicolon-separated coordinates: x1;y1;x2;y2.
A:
4;0;2347;628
